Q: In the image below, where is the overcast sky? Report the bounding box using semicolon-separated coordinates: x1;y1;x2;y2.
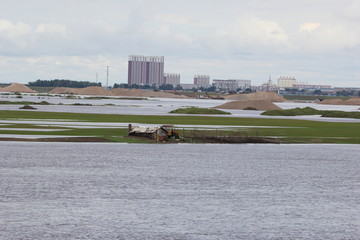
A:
1;0;360;87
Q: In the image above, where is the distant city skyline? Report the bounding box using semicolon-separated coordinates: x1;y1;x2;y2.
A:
0;0;360;87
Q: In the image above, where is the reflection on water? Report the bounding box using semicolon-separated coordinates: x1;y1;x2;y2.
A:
1;142;359;239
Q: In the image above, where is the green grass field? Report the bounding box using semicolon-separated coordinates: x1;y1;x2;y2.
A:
262;107;360;119
169;107;231;115
0;110;359;143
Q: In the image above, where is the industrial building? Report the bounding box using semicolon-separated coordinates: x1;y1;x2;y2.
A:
128;55;164;86
277;76;296;89
212;79;251;91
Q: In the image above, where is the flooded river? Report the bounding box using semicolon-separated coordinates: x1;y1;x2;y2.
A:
1;142;359;239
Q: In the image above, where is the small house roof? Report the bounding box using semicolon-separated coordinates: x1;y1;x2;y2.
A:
130;126;159;134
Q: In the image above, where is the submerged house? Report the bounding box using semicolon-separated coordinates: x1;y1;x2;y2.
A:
128;124;179;141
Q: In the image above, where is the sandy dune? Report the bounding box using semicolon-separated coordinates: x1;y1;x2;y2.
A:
50;86;114;96
78;87;115;96
319;97;360;106
1;83;37;93
224;92;286;102
215;100;283;111
49;87;81;94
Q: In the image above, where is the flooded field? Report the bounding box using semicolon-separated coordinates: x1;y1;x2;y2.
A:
1;94;360;122
1;142;359;239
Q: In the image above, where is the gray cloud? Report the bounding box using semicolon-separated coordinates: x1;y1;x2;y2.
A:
0;0;359;86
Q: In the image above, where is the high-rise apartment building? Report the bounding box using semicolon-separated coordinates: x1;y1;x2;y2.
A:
164;73;180;86
194;75;210;88
128;55;164;86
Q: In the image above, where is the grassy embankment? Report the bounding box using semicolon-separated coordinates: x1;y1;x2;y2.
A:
0;110;360;143
170;107;231;115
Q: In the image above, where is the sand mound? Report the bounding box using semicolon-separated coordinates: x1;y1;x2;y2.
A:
49;87;81;94
319;99;344;105
319;97;360;106
77;86;114;96
224;91;285;102
1;83;37;93
215;100;283;111
110;88;188;98
343;97;360;105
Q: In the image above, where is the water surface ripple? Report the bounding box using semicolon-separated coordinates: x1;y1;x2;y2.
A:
0;143;359;239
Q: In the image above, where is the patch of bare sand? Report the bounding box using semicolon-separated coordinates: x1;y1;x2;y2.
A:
224;91;285;102
319;97;360;105
50;86;114;95
215;100;283;111
1;83;37;93
77;86;114;96
110;88;188;98
49;87;81;94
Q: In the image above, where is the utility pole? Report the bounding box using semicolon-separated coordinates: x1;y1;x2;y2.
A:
106;66;109;87
96;72;98;83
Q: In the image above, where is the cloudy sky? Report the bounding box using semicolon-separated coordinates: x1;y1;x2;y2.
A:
1;0;359;87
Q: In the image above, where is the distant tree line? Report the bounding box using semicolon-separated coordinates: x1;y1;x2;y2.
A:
336;89;359;97
28;79;101;88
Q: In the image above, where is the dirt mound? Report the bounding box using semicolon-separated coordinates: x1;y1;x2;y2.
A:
49;87;81;94
1;83;37;93
224;91;285;102
319;98;360;105
50;86;114;96
215;100;283;111
343;97;360;105
110;88;188;98
319;99;344;105
77;86;114;96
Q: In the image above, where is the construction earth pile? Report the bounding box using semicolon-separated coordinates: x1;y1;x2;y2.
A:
319;97;360;106
216;92;285;110
215;100;282;111
224;92;286;102
0;83;37;93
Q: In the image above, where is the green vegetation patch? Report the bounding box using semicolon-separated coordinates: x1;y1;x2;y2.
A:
262;107;360;119
0;100;50;105
322;111;360;119
170;107;231;115
262;107;323;116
